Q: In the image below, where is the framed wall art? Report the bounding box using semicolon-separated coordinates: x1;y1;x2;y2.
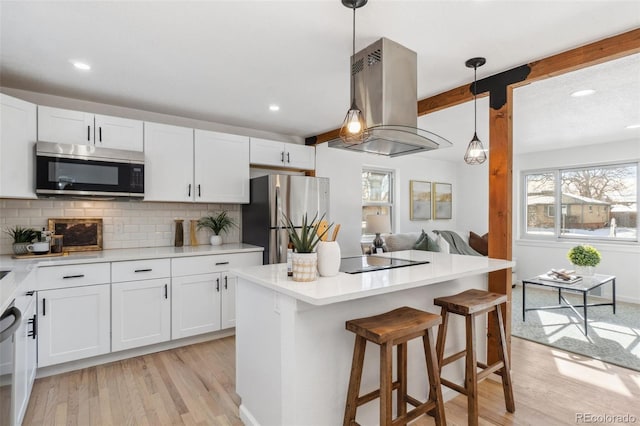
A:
48;218;103;252
409;180;432;220
433;182;452;220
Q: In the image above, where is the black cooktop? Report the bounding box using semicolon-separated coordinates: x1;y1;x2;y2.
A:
339;256;429;274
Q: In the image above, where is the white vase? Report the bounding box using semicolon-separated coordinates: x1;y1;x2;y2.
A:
575;265;595;277
317;241;341;277
291;252;317;282
210;235;222;246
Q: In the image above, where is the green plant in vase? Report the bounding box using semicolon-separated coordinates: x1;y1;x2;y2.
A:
567;244;601;276
197;211;237;246
4;226;38;255
281;213;332;282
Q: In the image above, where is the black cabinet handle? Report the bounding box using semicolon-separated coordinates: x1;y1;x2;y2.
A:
99;127;102;142
287;152;290;163
188;184;191;197
198;184;201;197
164;284;168;299
87;125;91;141
135;268;152;273
26;290;35;296
215;261;229;266
63;274;85;279
216;278;220;292
42;298;46;316
224;275;228;290
28;314;37;339
281;151;285;163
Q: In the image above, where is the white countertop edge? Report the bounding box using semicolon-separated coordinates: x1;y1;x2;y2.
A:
234;251;515;306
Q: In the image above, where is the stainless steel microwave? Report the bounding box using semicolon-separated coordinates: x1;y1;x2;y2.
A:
35;141;144;198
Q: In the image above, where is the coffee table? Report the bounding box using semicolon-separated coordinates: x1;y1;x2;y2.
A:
522;274;616;336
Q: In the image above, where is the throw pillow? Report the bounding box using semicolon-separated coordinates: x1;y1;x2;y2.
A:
413;230;440;252
469;231;488;256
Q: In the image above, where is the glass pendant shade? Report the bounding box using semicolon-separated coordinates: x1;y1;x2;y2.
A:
340;100;369;144
464;132;487;164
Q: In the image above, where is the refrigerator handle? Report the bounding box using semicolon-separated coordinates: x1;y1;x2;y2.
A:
275;184;281;263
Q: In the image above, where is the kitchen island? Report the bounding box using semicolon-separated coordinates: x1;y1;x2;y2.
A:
234;250;514;426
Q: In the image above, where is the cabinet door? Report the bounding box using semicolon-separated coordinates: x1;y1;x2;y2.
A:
37;105;94;145
172;273;221;339
194;130;250;203
94;114;143;151
112;279;171;352
220;272;237;329
143;122;194;202
286;143;315;170
0;94;37;199
249;137;284;167
37;284;110;367
14;293;36;426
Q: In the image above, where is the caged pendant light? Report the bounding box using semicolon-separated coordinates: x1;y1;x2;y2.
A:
339;0;369;145
464;57;487;165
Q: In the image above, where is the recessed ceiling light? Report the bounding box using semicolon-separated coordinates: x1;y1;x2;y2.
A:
626;124;640;129
570;89;595;97
269;104;280;112
72;61;91;71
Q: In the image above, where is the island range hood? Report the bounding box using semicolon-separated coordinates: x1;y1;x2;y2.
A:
328;37;452;157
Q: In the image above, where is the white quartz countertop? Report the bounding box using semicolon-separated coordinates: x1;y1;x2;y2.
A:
233;250;515;306
0;243;263;313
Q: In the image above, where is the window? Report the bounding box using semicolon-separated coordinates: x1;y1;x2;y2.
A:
523;163;638;241
362;168;394;234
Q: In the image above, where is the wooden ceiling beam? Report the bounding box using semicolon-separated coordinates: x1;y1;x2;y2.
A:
308;28;640;144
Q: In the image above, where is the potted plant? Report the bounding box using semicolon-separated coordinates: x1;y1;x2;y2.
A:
4;226;38;255
282;212;331;282
197;211;237;245
567;244;601;276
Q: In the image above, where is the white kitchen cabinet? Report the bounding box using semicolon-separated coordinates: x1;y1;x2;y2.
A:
144;122;250;203
111;259;171;351
14;290;37;426
37;284;111;367
37;106;143;151
171;252;261;337
172;273;221;339
0;94;37;199
111;279;171;351
143;122;194;202
250;137;315;170
194;129;249;203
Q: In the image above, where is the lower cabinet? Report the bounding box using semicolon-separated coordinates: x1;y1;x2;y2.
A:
112;279;171;352
172;273;221;339
220;272;237;329
13;290;37;426
37;284;111;367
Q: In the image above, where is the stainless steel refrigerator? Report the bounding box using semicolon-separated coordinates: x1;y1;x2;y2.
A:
242;174;330;264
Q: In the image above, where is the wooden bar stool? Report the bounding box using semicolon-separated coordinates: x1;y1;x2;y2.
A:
433;289;515;426
343;306;446;426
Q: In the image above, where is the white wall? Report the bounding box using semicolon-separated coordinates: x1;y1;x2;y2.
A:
514;139;640;303
315;143;458;257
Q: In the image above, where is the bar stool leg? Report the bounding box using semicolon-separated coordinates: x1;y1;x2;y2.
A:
465;314;479;426
435;307;449;369
397;342;408;418
344;335;367;426
423;328;446;426
380;342;393;426
495;305;516;413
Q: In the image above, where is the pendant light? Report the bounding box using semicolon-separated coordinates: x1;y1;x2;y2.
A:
464;57;487;165
339;0;369;145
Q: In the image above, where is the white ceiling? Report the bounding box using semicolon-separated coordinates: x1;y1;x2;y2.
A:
1;1;639;162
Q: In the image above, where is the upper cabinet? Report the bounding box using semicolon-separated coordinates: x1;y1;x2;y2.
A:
144;123;250;203
37;106;143;151
0;94;37;199
250;137;315;170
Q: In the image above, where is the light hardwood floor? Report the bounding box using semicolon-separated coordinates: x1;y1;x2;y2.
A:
24;337;640;425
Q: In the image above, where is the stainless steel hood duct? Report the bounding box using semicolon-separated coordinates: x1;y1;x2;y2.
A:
328;37;452;157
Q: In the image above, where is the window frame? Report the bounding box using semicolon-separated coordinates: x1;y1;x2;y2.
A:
521;160;639;243
361;167;395;235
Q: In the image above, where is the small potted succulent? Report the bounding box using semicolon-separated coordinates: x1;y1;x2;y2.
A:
282;212;331;282
197;211;237;246
567;244;601;276
4;226;39;255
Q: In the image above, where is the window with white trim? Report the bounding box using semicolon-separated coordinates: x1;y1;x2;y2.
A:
362;168;394;234
523;162;638;241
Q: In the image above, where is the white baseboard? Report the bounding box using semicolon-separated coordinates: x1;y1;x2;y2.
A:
239;404;260;426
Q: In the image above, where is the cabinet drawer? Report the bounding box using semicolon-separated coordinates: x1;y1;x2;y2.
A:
111;258;170;283
36;263;110;290
172;252;262;277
